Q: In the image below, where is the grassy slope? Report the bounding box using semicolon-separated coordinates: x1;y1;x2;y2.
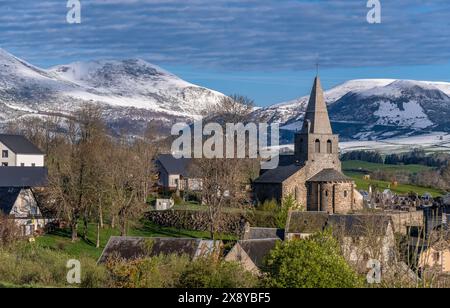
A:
342;160;445;197
36;221;236;260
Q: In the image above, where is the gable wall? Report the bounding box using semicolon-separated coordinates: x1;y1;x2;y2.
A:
0;142;16;166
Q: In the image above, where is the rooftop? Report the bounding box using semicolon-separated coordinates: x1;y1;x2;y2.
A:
253;164;303;184
286;211;393;237
98;237;220;264
156;154;193;177
243;227;285;241
0;134;44;155
307;168;353;183
0;167;48;187
0;187;22;215
236;238;280;268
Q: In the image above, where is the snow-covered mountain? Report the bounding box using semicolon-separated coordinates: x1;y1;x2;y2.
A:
255;79;450;141
2;48;450;142
0;49;225;135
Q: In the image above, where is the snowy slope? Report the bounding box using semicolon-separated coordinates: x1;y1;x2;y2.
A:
255;78;450;141
0;49;225;134
49;59;224;116
253;79;395;126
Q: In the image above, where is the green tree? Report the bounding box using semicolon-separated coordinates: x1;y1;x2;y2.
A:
275;195;301;229
264;230;363;288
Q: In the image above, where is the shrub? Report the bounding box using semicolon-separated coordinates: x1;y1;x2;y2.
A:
104;255;258;288
177;258;258;288
263;231;363;288
104;254;190;288
0;243;107;287
0;215;21;246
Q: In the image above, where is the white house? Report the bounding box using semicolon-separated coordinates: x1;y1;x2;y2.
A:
0;134;45;167
0;187;49;236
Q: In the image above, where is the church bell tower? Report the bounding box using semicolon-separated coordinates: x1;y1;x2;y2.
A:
294;76;341;172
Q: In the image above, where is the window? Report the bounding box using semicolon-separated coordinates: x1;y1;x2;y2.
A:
1;163;8;167
433;252;441;263
315;139;321;153
31;163;36;167
344;191;348;198
1;150;8;158
21;163;25;167
327;140;332;154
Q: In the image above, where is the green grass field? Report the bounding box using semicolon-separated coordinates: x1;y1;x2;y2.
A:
342;160;445;197
36;221;236;260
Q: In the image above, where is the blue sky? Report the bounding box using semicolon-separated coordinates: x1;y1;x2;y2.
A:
1;0;450;106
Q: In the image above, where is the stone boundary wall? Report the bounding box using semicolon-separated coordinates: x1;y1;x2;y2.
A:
147;210;277;236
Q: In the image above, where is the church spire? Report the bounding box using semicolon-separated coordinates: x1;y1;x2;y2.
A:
301;76;333;135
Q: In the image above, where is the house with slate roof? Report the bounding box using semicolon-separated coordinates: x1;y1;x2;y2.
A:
285;211;396;269
0;187;49;236
0;134;45;167
253;77;363;214
97;237;222;264
156;154;202;192
225;238;280;274
0;135;49;236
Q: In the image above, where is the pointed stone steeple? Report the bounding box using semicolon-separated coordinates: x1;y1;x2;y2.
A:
301;76;333;135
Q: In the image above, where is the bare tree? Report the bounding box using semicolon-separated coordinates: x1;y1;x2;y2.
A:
190;94;259;239
0;215;21;246
46;106;106;242
106;139;150;236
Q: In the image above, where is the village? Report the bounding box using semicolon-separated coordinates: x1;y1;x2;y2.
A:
1;76;449;288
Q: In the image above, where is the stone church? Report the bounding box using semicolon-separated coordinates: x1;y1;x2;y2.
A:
254;76;363;214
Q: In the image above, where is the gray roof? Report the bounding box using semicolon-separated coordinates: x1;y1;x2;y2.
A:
0;187;21;215
243;227;285;241
98;237;220;264
0;167;48;187
254;164;303;184
286;211;329;234
237;239;280;268
300;77;333;135
307;168;352;183
286;211;392;237
157;154;193;177
328;215;392;237
0;135;44;155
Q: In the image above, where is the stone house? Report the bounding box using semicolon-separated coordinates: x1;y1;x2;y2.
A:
285;211;396;269
225;239;280;275
417;233;450;274
253;77;363;214
0;134;45;167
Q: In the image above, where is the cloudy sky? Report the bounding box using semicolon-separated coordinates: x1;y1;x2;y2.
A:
1;0;450;105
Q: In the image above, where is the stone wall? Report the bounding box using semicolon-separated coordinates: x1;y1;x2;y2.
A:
147;210;277;236
384;210;424;235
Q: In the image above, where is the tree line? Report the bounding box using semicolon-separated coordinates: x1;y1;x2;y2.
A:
341;149;450;168
7;106;161;244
